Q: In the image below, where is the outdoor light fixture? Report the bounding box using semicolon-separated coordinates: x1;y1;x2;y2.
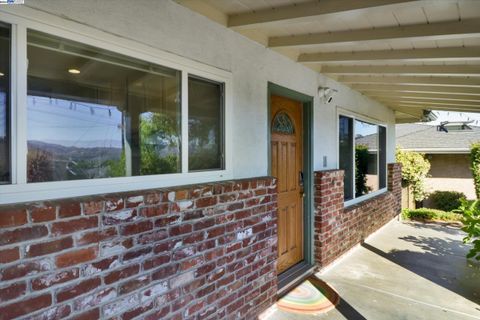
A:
68;68;81;74
0;72;4;77
318;86;338;104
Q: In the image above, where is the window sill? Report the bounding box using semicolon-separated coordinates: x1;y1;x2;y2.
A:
0;170;233;205
344;188;388;208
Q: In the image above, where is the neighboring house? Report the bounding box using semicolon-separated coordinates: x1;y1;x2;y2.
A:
396;122;480;201
0;1;477;319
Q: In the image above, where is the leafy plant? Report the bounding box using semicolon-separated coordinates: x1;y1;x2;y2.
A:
454;199;480;260
355;145;370;197
428;191;466;212
470;142;480;199
395;149;430;202
402;208;463;222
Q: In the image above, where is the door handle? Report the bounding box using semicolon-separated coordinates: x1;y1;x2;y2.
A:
299;171;305;198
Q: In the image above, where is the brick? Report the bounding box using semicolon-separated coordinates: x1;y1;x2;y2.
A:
31;268;79;291
143;306;170;320
76;227;117;245
105;197;124;212
121;301;154;320
55;247;98;268
30;206;56;222
0;247;19;263
82;256;119;276
119;275;150;295
103;209;137;225
155;215;181;227
59;202;81;218
152;264;178;281
0;282;26;302
141;204;169;217
26;237;73;258
143;253;170;270
0;225;48;245
169;224;192;237
137;229;168;244
104;264;140;284
0;294;51;319
73;287;116;310
56;277;101;302
120;220;153;235
51;217;98;236
69;308;99;320
123;247;152;262
1;259;51;281
82;200;104;215
195;196;217;208
0;208;27;227
29;304;71;320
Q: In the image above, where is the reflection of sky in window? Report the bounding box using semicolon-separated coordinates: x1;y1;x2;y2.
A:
28;96;123;148
0;92;5;138
355;120;377;137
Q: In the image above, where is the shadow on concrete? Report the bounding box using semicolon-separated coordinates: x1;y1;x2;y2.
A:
334;297;367;320
361;234;480;306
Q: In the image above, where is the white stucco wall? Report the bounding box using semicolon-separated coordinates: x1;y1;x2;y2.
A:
7;0;396;179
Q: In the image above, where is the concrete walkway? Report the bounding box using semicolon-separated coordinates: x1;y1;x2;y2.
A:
265;220;480;320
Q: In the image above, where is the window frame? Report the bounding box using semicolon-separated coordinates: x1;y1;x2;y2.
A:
0;8;233;204
336;108;388;207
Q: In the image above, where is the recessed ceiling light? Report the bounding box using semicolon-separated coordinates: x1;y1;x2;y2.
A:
0;72;4;77
68;69;81;74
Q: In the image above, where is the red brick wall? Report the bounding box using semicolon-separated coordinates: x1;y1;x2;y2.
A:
314;163;402;267
0;177;278;320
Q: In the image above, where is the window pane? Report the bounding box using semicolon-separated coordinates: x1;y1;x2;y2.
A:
339;116;353;200
355;120;379;197
188;76;224;171
379;126;387;189
0;24;10;184
27;30;181;183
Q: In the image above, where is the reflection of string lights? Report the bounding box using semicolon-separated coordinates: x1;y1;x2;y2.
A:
31;96;116;119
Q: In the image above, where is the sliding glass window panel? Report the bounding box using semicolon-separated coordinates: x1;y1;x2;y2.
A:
26;29;181;183
188;76;224;171
354;120;379;197
339;116;354;201
379;126;387;189
0;23;10;185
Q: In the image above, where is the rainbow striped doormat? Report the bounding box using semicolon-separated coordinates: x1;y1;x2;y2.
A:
276;277;339;315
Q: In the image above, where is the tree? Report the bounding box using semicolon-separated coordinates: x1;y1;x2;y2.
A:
395;149;430;202
470;142;480;199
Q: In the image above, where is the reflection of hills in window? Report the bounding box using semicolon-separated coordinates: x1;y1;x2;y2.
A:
28;96;123;148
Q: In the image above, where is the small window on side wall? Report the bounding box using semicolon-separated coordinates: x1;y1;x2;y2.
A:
0;23;10;185
188;76;224;171
339;115;387;202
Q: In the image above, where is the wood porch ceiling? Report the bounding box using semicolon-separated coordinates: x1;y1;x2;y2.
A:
175;0;480;123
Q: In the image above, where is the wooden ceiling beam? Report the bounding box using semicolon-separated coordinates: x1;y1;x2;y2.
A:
299;47;480;63
321;65;480;76
270;19;480;48
364;91;480;101
228;0;417;28
352;84;480;95
339;75;480;87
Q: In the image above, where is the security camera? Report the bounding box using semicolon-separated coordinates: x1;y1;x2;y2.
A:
318;87;338;104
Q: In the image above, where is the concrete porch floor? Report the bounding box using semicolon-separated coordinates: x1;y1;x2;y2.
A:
264;220;480;320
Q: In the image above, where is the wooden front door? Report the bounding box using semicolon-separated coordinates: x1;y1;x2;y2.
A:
270;95;304;274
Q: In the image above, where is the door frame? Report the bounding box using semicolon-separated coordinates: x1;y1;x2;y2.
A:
267;82;314;290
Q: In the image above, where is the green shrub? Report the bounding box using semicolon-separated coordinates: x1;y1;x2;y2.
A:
454;199;480;260
470;142;480;199
428;191;466;212
395;149;430;202
402;208;463;222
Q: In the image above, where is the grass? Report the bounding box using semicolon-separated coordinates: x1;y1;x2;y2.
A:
402;208;463;223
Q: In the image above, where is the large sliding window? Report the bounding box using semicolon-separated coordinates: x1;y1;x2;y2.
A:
27;30;182;182
339;115;387;202
0;23;10;185
0;18;231;203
